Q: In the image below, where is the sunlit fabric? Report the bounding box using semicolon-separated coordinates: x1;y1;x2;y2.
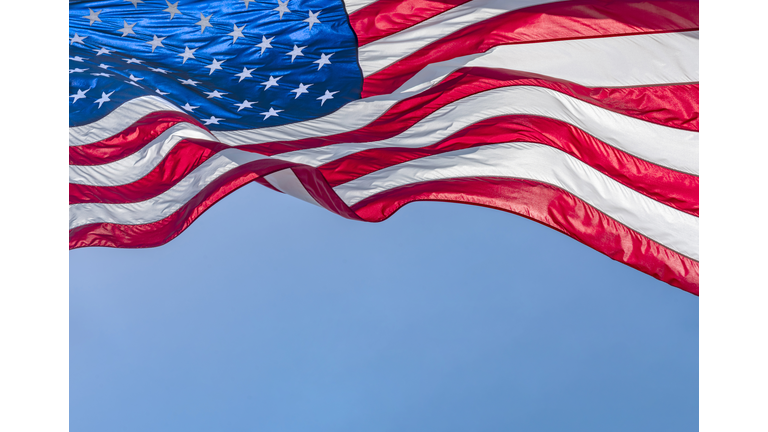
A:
69;0;699;294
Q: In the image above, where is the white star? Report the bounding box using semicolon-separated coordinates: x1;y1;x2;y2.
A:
69;68;89;74
94;91;114;109
290;83;312;99
228;24;246;44
205;58;225;75
255;36;273;55
181;103;199;112
123;58;143;64
273;0;291;19
234;99;256;111
125;80;143;88
260;107;283;120
163;1;182;19
260;75;281;89
91;72;113;77
234;67;255;82
125;0;143;7
178;46;197;64
146;35;166;53
128;74;143;82
313;53;333;70
117;21;137;37
93;47;112;56
70;34;86;45
204;90;227;99
149;67;169;74
195;13;213;33
155;89;170;96
69;56;87;62
304;10;321;30
83;9;102;26
317;90;338;106
70;88;90;103
99;63;112;69
178;78;200;86
286;45;306;63
203;116;224;125
242;0;255;9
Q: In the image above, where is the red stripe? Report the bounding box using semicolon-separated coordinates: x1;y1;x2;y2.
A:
290;166;366;221
350;177;699;295
350;0;471;46
70;138;232;204
68;159;364;250
245;67;698;157
69;111;203;166
317;115;699;216
69;158;296;250
360;0;699;97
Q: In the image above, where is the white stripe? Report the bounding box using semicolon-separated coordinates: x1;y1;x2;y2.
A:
213;96;399;147
334;142;699;259
69;148;267;230
272;86;699;175
397;31;700;94
213;32;698;147
69;122;216;186
264;169;322;207
358;0;560;77
342;0;379;14
69;96;183;146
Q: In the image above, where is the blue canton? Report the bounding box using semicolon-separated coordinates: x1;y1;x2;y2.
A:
69;0;362;131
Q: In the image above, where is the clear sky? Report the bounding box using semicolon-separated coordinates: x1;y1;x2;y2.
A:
70;183;698;431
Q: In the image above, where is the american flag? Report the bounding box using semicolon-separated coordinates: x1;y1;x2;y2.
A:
69;0;699;294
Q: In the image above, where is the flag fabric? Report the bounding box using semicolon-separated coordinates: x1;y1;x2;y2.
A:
69;0;699;294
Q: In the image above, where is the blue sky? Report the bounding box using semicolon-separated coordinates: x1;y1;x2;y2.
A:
70;183;698;431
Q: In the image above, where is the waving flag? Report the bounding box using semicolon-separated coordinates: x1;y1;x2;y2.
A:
69;0;699;294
